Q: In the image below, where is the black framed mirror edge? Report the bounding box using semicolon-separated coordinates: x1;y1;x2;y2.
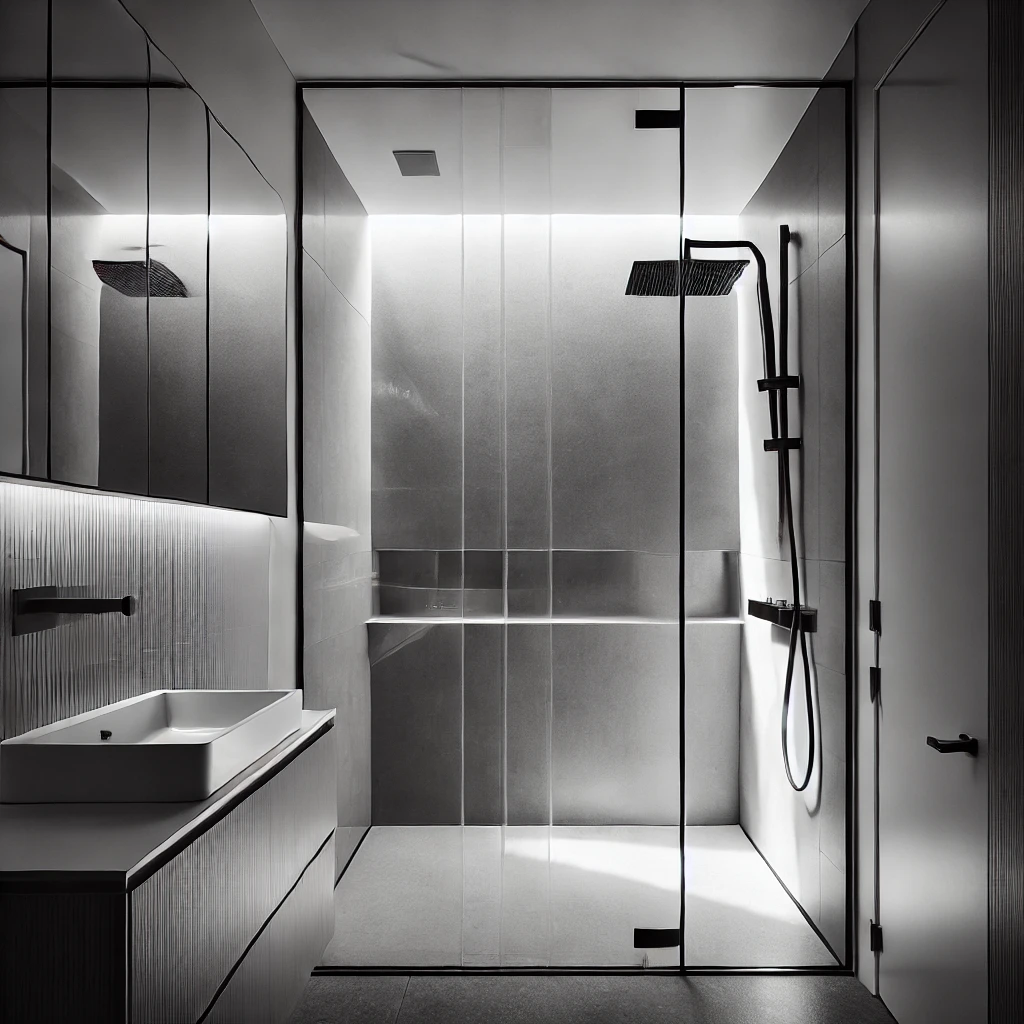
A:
294;78;855;975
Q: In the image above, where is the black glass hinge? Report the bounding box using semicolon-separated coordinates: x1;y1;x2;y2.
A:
869;666;880;702
634;109;681;130
757;375;801;392
870;922;883;953
869;599;882;634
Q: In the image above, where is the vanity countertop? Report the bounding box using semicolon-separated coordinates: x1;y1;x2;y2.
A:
0;708;334;887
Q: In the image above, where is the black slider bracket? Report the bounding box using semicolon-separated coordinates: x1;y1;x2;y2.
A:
757;376;801;392
763;437;802;452
12;586;137;636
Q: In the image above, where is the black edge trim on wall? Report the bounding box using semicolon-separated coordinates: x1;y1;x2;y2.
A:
678;80;686;969
837;71;857;976
989;1;1024;1021
195;829;334;1023
295;82;305;691
44;0;52;479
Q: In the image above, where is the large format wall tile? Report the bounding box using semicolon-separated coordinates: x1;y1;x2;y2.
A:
506;624;552;825
684;296;738;554
369;622;463;824
685;622;740;824
0;480;272;743
370;215;463;550
463;624;504;824
551;216;681;554
551;623;679;825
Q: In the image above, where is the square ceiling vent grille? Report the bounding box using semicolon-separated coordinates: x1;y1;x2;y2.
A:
393;150;440;176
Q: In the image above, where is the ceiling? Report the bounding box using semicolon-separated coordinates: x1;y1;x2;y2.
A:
304;85;817;215
252;0;867;82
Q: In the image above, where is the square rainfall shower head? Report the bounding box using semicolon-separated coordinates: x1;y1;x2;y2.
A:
393;150;440;176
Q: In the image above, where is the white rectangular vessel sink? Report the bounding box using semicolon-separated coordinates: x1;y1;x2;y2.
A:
0;689;302;803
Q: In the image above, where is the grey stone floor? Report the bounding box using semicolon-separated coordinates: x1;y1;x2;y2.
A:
289;974;896;1024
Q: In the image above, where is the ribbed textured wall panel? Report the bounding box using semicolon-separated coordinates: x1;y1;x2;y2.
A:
0;890;126;1023
206;836;335;1024
990;1;1024;1019
0;480;271;742
130;731;335;1024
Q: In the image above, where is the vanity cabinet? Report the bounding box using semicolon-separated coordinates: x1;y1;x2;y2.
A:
0;711;336;1023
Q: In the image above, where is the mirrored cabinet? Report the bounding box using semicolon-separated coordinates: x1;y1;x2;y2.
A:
0;0;287;515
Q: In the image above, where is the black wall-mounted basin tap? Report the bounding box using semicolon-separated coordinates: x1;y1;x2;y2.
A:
12;587;137;636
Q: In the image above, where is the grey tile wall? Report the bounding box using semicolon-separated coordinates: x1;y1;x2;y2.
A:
550;216;681;554
685;622;741;824
0;478;272;744
551;624;680;825
505;624;552;824
683;298;739;553
737;86;848;958
463;624;503;824
370;214;463;551
301;106;374;875
368;622;463;824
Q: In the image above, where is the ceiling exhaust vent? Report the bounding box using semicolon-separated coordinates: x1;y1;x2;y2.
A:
393;150;440;176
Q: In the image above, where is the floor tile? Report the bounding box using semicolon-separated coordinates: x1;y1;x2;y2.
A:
326;825;834;968
686;975;896;1024
291;974;895;1024
287;975;408;1024
322;826;463;966
685;826;836;967
397;974;695;1024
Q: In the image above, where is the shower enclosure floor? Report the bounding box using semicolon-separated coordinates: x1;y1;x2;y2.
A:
320;825;837;968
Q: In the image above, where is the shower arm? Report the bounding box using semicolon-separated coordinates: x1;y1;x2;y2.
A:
682;238;780;443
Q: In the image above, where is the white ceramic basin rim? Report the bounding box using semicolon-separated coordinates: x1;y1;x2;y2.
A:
0;689;303;803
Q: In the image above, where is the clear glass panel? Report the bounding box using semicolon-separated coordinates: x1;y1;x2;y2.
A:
683;84;846;968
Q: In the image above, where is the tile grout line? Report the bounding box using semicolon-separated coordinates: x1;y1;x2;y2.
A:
393;975;412;1023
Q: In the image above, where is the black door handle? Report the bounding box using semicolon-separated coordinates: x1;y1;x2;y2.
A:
926;733;979;756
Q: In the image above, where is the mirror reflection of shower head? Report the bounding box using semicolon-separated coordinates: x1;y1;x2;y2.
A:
624;258;749;297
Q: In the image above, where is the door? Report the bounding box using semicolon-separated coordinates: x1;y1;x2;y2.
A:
877;1;987;1021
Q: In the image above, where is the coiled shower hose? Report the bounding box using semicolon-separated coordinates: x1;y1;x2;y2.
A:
770;224;815;793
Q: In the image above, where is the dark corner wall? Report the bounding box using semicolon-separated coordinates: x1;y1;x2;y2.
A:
988;1;1024;1020
300;105;373;875
735;79;848;958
